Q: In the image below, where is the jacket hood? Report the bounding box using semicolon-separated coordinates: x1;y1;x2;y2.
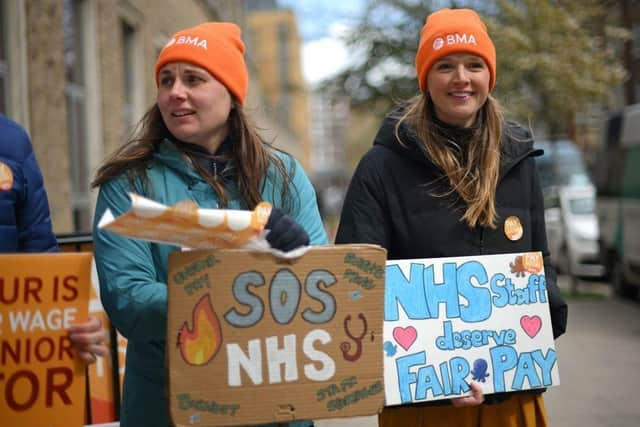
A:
372;110;542;175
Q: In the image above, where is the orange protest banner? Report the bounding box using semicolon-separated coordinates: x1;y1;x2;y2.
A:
87;274;127;424
0;253;91;427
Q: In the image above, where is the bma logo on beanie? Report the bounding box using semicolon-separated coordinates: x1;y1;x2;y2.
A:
416;8;497;91
155;22;249;104
164;35;208;50
432;33;478;50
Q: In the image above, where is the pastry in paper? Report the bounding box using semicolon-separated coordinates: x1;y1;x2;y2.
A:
98;193;272;249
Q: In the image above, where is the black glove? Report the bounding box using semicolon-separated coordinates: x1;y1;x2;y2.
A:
265;207;310;252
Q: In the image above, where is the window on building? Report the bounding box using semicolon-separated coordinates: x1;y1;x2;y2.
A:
122;20;136;137
0;2;8;115
277;23;291;127
63;0;91;231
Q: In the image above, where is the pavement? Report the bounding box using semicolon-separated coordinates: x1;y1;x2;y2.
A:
544;276;640;427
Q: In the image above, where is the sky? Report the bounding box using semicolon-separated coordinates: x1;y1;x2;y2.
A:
277;0;368;86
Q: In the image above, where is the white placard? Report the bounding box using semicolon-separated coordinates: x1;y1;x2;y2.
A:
383;252;559;405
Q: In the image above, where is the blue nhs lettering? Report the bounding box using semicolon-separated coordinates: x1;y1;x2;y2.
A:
385;261;492;323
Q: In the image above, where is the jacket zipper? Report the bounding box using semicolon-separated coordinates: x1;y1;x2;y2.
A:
484;148;538;254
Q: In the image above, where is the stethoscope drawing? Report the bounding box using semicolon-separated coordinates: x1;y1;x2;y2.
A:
341;313;368;362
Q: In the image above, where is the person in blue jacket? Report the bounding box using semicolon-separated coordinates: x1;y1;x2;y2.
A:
0;113;107;363
91;22;327;427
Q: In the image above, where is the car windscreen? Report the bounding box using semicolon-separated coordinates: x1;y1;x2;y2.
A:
568;195;595;215
536;142;591;189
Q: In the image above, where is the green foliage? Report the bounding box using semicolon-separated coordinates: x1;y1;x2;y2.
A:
489;0;628;135
326;0;629;136
322;0;431;115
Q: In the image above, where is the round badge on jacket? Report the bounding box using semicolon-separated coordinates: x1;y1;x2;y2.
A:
504;216;523;241
0;161;14;191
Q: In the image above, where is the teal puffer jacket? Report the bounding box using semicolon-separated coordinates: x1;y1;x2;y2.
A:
93;140;327;427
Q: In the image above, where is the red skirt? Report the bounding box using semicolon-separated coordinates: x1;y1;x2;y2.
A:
378;394;548;427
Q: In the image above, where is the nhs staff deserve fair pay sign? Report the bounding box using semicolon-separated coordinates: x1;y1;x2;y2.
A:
383;252;559;405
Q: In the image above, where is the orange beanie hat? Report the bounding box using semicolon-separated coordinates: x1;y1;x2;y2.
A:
416;8;496;92
155;22;248;105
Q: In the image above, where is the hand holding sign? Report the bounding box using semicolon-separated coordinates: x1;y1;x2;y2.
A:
67;315;109;363
451;382;484;407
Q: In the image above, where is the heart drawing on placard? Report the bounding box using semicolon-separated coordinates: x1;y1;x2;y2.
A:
520;315;542;338
393;326;417;351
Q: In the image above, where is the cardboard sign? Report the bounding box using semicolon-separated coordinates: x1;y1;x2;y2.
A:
0;253;92;426
86;264;127;425
167;245;386;426
383;252;559;405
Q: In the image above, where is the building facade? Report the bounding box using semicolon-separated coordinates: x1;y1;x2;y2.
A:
245;1;312;170
0;0;303;234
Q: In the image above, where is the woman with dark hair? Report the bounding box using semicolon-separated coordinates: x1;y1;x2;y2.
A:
335;8;567;427
92;22;326;427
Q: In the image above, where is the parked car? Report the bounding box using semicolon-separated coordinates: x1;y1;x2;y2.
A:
535;139;593;190
535;139;603;280
594;103;640;298
547;186;604;278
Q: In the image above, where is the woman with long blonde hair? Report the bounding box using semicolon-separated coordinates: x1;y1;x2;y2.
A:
336;8;567;427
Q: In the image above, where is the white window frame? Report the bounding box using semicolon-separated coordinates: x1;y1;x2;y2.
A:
119;1;145;138
64;0;103;231
2;0;30;128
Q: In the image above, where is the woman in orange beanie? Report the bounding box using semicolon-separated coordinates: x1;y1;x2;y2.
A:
336;8;567;427
91;22;326;427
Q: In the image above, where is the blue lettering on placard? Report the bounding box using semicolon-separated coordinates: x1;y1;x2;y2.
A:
456;261;491;322
530;274;548;304
436;321;517;350
224;271;265;327
490;274;548;307
302;270;337;324
439;361;452;395
270;269;301;324
385;263;430;321
490;273;509;307
385;262;492;322
531;349;556;386
415;364;443;399
490;346;557;392
396;351;425;402
387;262;549;323
395;351;471;403
424;263;460;319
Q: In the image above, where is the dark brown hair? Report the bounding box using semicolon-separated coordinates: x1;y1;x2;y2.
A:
92;100;294;210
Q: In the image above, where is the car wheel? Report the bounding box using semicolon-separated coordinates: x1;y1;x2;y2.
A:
612;259;638;299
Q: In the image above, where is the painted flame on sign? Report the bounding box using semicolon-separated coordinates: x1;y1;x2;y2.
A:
178;294;222;366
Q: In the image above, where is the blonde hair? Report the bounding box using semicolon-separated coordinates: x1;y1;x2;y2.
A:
395;93;504;228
